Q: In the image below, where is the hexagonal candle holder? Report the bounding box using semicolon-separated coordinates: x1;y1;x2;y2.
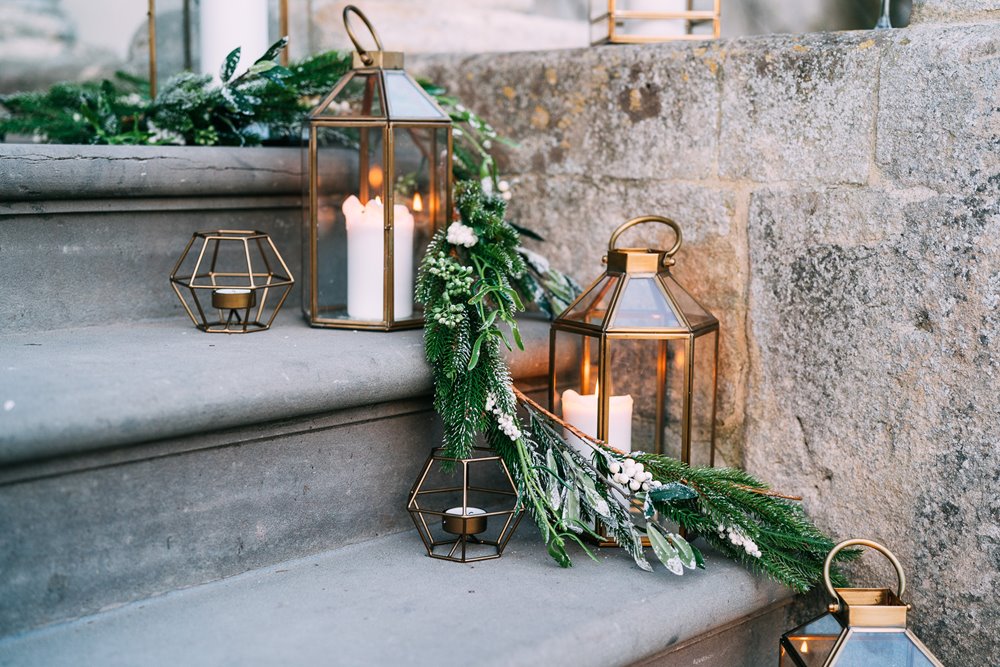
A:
407;447;523;563
169;230;294;334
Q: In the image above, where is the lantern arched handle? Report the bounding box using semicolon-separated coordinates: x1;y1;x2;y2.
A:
824;539;906;608
608;216;683;266
343;5;384;66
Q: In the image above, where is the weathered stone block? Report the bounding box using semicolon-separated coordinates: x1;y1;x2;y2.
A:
877;24;1000;190
910;0;1000;23
415;42;722;180
745;184;1000;663
719;32;885;185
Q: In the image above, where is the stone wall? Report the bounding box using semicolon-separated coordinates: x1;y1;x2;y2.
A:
415;10;1000;663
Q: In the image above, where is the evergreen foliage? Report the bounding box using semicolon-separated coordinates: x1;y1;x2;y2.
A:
418;181;854;591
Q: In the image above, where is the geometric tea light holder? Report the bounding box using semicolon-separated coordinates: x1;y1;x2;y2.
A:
169;229;294;334
407;447;523;563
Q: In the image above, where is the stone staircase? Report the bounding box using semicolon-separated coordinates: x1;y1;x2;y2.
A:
0;144;796;666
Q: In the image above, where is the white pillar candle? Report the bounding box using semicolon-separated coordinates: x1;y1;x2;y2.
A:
200;0;270;81
562;387;634;457
342;195;415;321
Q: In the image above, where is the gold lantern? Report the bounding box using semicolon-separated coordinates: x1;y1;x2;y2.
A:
780;539;944;666
407;447;523;563
303;6;452;331
549;216;719;468
147;0;291;98
169;229;294;333
589;0;721;45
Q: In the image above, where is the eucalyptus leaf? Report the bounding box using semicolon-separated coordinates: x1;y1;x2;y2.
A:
666;532;698;570
256;37;288;64
562;487;581;532
647;524;684;575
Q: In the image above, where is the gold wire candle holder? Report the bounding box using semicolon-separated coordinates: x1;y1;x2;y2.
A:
407;447;523;563
169;229;294;334
589;0;721;45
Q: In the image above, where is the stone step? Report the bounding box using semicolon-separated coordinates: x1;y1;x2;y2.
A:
0;529;794;667
0;144;306;334
0;313;550;637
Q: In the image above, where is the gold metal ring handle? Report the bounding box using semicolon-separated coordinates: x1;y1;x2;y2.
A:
824;539;906;605
608;216;683;262
343;5;383;66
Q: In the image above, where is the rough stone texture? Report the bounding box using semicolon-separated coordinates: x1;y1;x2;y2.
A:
911;0;1000;23
0;529;791;667
719;31;884;185
416;19;1000;663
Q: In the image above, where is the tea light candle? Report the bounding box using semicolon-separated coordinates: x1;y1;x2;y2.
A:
342;195;414;321
442;506;487;535
212;287;255;310
562;387;633;456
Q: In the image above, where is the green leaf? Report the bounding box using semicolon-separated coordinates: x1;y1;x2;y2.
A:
562;487;581;532
255;37;288;64
248;60;277;75
221;47;242;82
690;543;706;570
666;532;698;570
648;482;698;503
467;332;486;370
647;524;683;575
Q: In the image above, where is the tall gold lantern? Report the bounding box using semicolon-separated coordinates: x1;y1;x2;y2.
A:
589;0;721;45
780;539;944;666
549;216;719;468
303;6;452;331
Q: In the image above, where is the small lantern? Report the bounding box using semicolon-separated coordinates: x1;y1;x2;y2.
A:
302;5;452;331
147;0;291;98
169;229;294;333
407;448;523;563
550;216;719;468
589;0;721;45
780;539;944;666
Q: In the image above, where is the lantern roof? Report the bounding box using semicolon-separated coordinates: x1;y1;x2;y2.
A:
554;216;718;334
308;6;450;123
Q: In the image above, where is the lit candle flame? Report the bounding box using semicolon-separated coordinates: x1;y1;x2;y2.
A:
413;192;423;212
369;165;384;189
800;640;809;654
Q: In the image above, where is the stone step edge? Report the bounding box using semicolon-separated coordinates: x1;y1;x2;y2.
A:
0;313;552;468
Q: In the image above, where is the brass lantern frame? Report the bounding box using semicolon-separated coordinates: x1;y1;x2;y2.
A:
147;0;290;98
407;447;524;563
589;0;721;45
779;539;945;667
549;216;720;466
303;5;453;331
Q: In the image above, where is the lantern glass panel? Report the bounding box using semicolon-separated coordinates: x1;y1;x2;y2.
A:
315;72;385;118
311;125;385;321
832;630;937;667
605;337;688;457
563;275;620;327
661;273;715;329
391;125;449;322
383;71;449;118
688;329;718;466
784;613;843;667
611;276;681;328
551;331;598;456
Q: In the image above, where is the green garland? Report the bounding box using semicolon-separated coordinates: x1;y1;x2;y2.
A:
417;183;854;591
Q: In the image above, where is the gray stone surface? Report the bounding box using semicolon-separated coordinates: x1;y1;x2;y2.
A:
0;529;791;667
416;18;1000;664
718;31;885;185
0;313;550;634
0;145;314;333
910;0;1000;22
0;313;551;466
